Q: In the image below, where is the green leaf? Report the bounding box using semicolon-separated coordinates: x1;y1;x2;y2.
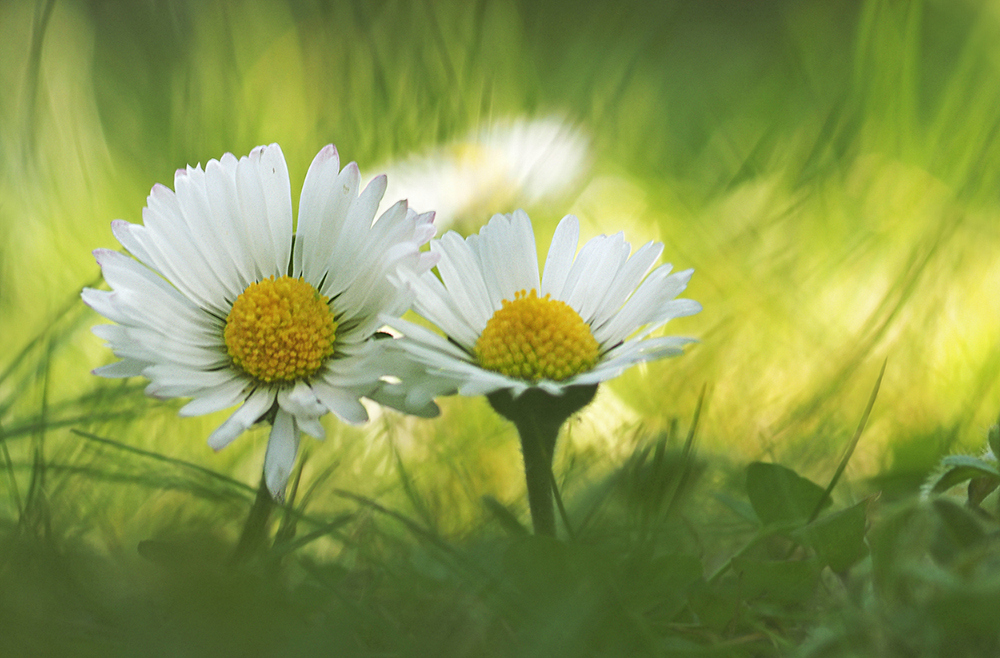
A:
745;462;830;526
730;556;822;605
687;578;739;632
967;476;999;508
793;498;870;572
928;454;1000;494
644;554;704;621
712;492;758;524
988;422;1000;460
931;498;986;558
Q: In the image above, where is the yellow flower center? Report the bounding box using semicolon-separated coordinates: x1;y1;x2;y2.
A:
224;275;337;384
475;289;599;382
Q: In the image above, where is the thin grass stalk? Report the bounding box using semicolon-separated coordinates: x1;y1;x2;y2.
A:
231;475;275;564
808;359;886;523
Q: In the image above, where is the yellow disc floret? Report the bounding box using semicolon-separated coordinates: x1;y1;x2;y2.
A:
224;275;337;384
475;289;599;382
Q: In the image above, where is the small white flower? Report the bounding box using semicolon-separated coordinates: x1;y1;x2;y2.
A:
83;144;437;499
385;210;701;406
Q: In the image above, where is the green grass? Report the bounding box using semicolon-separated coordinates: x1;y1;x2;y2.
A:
4;0;1000;654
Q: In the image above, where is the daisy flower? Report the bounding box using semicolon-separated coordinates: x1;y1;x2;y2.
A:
376;116;589;229
385;210;700;534
388;210;701;403
82;144;437;500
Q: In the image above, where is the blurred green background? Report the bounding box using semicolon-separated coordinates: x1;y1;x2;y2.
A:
3;0;1000;653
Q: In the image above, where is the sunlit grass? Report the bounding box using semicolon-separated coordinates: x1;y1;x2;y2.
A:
5;0;1000;654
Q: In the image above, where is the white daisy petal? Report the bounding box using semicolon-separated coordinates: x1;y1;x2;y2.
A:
604;335;697;361
325;165;365;253
366;341;444;416
86;144;435;500
92;324;226;370
297;417;326;440
124;214;226;314
540;214;580;298
92;249;179;303
204;154;256;291
84;286;218;348
278;380;327;419
173;165;244;300
310;164;365;295
567;232;628;322
108;219;155;268
576;336;696;386
628;298;703;343
509;210;541;293
264;410;299;501
206;389;275;451
458;377;512;397
145;364;244;400
170;377;251;416
387;317;476;362
407;271;481;348
236;146;285;278
328;201;427;328
477;211;539;302
351;173;388;233
311;380;370;425
277;381;328;439
595;266;696;345
369;384;440;417
465;233;500;310
144;179;239;314
90;249;218;333
93;359;147;378
295;145;346;282
257;144;294;272
664;297;703;320
331;176;399;299
81;289;128;326
434;231;494;331
468;215;510;297
590;240;663;330
559;232;620;314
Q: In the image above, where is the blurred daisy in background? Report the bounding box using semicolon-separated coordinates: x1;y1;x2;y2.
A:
376;116;590;230
82;144;437;500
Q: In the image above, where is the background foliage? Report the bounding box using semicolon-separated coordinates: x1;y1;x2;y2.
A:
3;0;1000;654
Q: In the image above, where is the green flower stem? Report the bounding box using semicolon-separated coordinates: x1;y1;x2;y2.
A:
231;473;274;563
516;413;559;536
487;385;598;536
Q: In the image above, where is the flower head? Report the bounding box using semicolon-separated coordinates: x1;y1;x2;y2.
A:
386;210;701;407
377;116;589;229
83;144;437;499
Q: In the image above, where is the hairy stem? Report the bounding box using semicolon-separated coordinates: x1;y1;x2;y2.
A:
487;385;597;537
